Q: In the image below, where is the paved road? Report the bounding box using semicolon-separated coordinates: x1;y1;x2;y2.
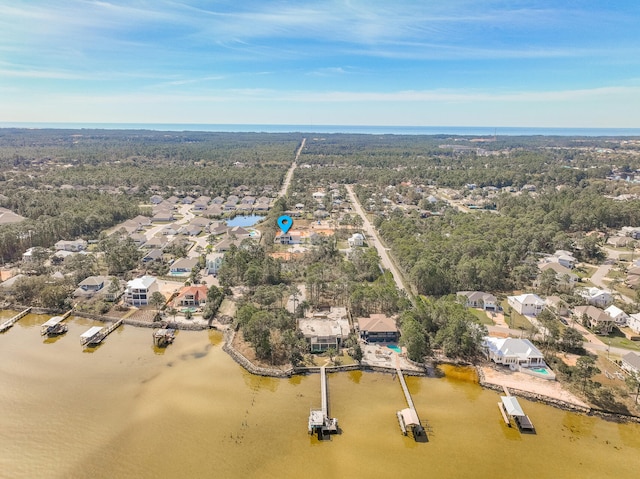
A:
277;138;305;198
345;184;408;294
586;247;634;304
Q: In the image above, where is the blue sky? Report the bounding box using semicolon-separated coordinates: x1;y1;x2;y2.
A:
1;0;640;127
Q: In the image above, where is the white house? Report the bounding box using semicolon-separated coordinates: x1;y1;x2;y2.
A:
483;337;545;367
205;252;224;275
457;291;498;311
124;275;158;306
348;233;365;247
604;305;630;326
578;287;613;308
628;313;640;334
622;352;640;374
553;250;577;269
55;239;87;252
507;293;545;316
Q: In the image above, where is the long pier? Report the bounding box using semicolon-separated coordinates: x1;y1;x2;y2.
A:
0;308;32;333
396;366;427;440
80;319;124;347
308;366;338;437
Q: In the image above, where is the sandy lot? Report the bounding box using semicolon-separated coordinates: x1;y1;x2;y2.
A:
480;364;589;408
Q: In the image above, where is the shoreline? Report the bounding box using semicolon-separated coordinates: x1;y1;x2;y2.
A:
6;305;640;423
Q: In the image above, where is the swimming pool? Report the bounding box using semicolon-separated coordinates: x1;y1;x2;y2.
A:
529;367;549;374
387;345;402;353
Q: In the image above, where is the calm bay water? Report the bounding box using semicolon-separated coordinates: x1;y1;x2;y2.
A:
1;311;640;478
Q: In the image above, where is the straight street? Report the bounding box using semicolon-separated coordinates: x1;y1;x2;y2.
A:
345;184;409;295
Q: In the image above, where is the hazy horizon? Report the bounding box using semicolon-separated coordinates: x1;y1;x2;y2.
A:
1;1;639;127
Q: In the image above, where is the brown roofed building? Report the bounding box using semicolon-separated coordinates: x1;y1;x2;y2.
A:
357;313;399;343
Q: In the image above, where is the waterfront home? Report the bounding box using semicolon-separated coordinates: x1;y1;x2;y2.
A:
357;313;399;343
483;337;545;367
124;275;158;306
621;352;640;375
573;305;615;334
457;291;498;311
73;275;110;299
298;307;350;353
577;287;613;308
604;305;630;326
507;293;545;316
173;285;208;308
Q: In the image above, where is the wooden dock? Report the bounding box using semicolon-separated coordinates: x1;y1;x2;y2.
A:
80;319;123;347
0;308;32;333
498;386;535;433
396;366;427;441
40;310;73;336
308;366;338;438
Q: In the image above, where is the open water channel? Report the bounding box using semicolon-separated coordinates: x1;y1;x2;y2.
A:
1;311;640;478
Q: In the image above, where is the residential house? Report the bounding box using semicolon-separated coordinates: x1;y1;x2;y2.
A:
124;275;158;306
545;296;569;316
607;236;634;247
628;313;640;334
129;233;147;247
228;226;251;239
73;275;111;299
55;239;87;252
507;293;545;316
605;305;630;326
182;196;195;204
173;285;208;308
142;236;168;250
150;194;164;204
180;225;202;236
357;313;399;343
169;257;199;274
348;233;365;247
538;262;578;289
457;291;498;311
193;196;211;211
577;287;613;308
0;274;26;294
298;307;350;352
553;250;577;269
190;217;210;229
205;252;224;275
130;215;152;228
166;196;180;205
483;337;546;367
214;238;243;252
152;210;174;223
212;196;225;205
573;305;615;334
160;224;179;236
0;207;25;225
622;352;640;374
203;205;224;218
208;223;229;236
142;249;164;263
